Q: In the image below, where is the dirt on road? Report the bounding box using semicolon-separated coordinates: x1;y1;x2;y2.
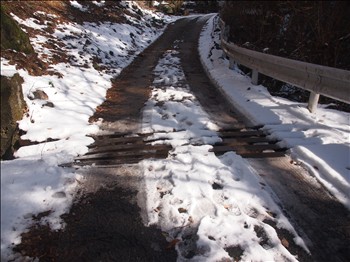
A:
14;16;350;262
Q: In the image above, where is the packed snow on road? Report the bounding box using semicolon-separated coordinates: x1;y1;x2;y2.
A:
1;2;349;261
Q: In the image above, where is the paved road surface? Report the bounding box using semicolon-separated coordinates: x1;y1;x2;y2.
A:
15;16;350;262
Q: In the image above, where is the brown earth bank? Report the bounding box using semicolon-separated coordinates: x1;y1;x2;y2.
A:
0;0;167;159
12;16;350;262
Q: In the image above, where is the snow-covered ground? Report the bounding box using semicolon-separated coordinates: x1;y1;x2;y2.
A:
140;46;307;260
1;4;349;261
1;1;177;259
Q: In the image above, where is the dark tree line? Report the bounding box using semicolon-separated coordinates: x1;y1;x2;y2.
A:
220;1;350;70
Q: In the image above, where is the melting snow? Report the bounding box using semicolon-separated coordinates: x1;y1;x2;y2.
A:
1;5;349;261
140;44;307;260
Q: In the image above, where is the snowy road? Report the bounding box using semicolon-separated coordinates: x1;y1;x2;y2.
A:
2;6;349;261
139;16;350;261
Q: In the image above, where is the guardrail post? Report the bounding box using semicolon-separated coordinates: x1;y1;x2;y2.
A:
251;69;259;85
307;92;320;113
229;58;235;70
221;34;350;105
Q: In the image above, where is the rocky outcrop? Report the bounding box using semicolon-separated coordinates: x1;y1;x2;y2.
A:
1;74;27;159
0;5;34;54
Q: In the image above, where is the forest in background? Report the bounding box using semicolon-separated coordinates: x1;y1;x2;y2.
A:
220;1;350;110
220;1;350;69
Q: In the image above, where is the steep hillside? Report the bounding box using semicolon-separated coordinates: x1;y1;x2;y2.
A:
0;1;172;159
1;1;167;75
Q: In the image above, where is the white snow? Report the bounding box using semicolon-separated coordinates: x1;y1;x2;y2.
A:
1;58;18;77
1;159;82;248
92;1;105;7
10;13;47;31
69;1;88;12
1;5;349;261
140;33;307;261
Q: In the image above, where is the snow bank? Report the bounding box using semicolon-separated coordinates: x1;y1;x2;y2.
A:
199;15;350;210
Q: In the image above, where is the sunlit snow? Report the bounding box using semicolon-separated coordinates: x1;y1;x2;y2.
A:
140;35;306;261
1;2;178;259
199;15;350;209
1;4;349;261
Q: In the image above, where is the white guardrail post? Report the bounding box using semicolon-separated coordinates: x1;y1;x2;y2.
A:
229;58;235;70
219;19;350;113
308;92;320;113
251;69;259;85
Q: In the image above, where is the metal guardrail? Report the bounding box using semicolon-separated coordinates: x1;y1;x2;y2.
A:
219;19;350;112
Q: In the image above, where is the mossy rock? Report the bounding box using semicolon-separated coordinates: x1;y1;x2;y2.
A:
1;74;27;159
0;5;34;54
